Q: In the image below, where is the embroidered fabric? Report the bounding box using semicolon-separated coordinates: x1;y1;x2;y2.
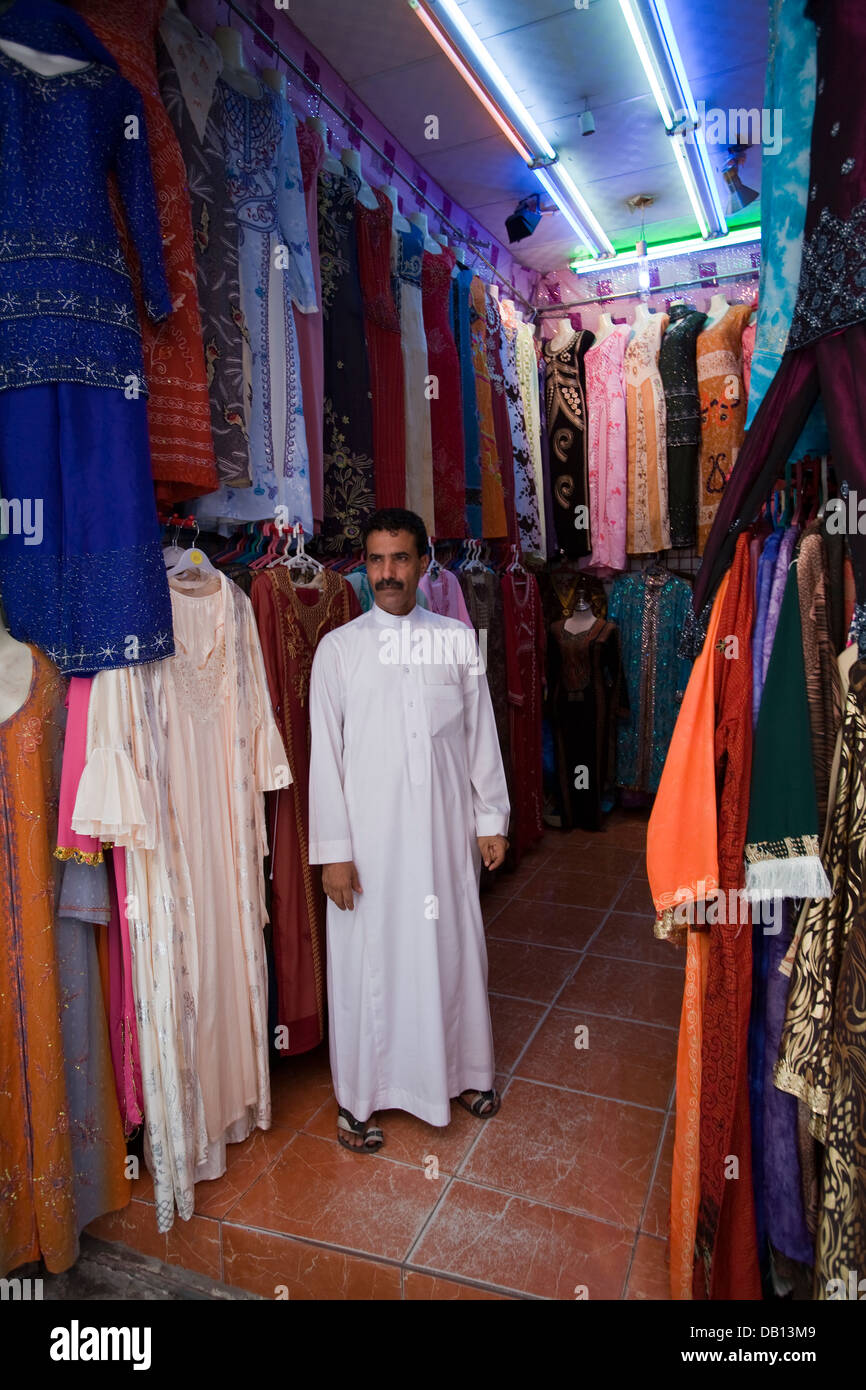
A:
170;636;228;722
787;198;866;349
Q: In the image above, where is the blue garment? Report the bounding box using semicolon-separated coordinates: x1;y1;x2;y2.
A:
0;46;171;397
607;571;692;793
746;0;828;457
0;383;173;673
751;531;782;727
450;265;481;537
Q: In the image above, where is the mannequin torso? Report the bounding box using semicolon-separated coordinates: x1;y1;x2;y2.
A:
633;303;654;328
0;615;34;724
704;293;730;330
341;148;377;208
410;212;441;254
214;26;260;99
548;318;576;353
593;312;615;345
261;67;286;99
380;184;410;233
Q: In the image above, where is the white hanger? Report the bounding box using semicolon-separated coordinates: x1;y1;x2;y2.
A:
426;535;441;579
274;523;323;586
168;524;219;578
162;519;185;568
505;544;526;575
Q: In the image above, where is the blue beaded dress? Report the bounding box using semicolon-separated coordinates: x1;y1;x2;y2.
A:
0;14;174;674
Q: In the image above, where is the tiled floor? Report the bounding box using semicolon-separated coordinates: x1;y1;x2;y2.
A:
88;810;682;1300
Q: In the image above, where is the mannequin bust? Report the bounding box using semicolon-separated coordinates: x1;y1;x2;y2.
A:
409;211;441;254
548;317;576;352
0;609;33;725
380;184;410;233
454;244;467;265
705;292;730;329
489;282;500;301
433;232;449;248
307;115;327;139
321;134;343;178
261;67;286;99
340;147;377;208
633;302;654;327
593;311;615;344
214;26;261;99
0;37;89;75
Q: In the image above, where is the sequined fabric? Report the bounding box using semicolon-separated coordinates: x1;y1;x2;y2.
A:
543;328;595;557
658;305;707;548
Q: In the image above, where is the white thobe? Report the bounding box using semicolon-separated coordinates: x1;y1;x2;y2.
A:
308;601;510;1126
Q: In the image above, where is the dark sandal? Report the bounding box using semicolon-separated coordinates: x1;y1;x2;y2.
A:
456;1088;501;1118
337;1106;384;1153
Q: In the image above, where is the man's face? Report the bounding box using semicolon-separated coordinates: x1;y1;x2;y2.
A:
365;529;428;614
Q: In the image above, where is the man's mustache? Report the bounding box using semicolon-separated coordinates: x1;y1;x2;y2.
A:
375;579;404;589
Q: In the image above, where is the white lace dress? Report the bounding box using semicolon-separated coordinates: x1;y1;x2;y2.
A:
73;573;288;1230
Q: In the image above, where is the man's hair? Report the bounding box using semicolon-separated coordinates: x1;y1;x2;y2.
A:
362;508;428;559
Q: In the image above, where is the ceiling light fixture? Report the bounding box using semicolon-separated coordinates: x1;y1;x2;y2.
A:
573;225;761;274
618;0;728;239
409;0;613;258
579;98;595;137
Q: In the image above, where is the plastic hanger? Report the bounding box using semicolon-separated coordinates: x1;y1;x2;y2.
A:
505;544;526;576
427;535;441;580
275;524;323;586
167;523;220;579
162;519;185;568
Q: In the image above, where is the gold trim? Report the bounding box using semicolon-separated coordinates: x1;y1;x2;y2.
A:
55;845;104;865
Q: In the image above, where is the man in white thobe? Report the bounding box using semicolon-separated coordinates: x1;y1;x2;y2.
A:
308;509;510;1151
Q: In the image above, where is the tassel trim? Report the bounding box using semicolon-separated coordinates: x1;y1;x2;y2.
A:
744;852;832;903
744;833;821;863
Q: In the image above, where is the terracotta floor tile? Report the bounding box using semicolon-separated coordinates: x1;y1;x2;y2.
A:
305;1098;479;1174
164;1213;221;1282
601;821;651;850
488;994;547;1073
517;868;624;910
222;1223;401;1300
589;911;685;967
269;1045;334;1130
482;895;509;925
486;937;580;1003
485;899;602;951
224;1132;443;1261
544;844;642;879
85;1199;165;1263
410;1181;633;1299
128;1165;154;1203
641;1116;674;1239
626;1234;670;1300
615;876;655;916
404;1271;514;1299
460;1079;664;1229
517;1008;677;1109
194;1128;296;1218
557;956;684;1029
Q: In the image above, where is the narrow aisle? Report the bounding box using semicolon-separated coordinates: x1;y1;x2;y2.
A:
88;810;683;1301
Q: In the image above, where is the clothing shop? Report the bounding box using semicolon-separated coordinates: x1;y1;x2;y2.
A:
1;0;862;1323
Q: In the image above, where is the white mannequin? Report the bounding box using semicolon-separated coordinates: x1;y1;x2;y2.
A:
454;244;467;265
380;184;410;233
321;134;343;178
409;212;441;254
214;26;261;99
0;38;89;75
340;147;377;209
433;232;449;248
0;609;33;725
489;283;500;302
307;115;327;139
261;67;286;99
705;292;730;329
633;302;654;327
593;311;616;344
547;317;576;352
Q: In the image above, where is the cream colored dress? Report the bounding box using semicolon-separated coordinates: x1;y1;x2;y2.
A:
73;573;288;1230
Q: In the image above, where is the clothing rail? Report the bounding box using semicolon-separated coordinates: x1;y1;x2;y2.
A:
535;265;760;315
219;0;536;315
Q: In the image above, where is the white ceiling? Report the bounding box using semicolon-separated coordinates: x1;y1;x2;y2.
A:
286;0;767;273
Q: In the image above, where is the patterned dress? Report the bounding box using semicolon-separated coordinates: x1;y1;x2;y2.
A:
72;0;218;502
543;328;595;557
515;321;546;555
318;167;375;549
625;312;670;554
696;304;751;553
501;570;546;860
500;299;543;557
583;325;630;574
485;289;518;543
470;276;507;538
422;246;466;538
392;219;433;529
357;190;405;509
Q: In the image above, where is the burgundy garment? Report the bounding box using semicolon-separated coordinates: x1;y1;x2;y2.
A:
356;189;406;509
486;290;519;545
421;246;466;538
694;323;866;615
294;123;325;526
501;570;545;861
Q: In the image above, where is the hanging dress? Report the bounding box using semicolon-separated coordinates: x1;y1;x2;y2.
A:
485;288;518;544
196;82;317;528
659;305;707;548
157;15;251;490
625;311;670;554
696;304;751;553
357;189;405;509
422;245;466;538
501;570;546;860
500;299;543;558
294;122;326;526
515;320;546;555
392;218;433;530
318;166;376;549
72;0;219;503
583;324;630;575
450;262;482;537
470;276;507;538
543;328;595;558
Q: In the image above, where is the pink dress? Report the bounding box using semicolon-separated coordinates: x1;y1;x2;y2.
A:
294;123;326;526
419;568;473;627
582;324;630;575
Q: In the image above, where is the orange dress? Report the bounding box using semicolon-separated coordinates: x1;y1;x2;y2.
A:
73;0;218;504
696;305;752;553
0;649;128;1276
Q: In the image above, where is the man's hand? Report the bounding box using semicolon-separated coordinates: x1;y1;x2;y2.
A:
322;861;363;911
477;835;508;871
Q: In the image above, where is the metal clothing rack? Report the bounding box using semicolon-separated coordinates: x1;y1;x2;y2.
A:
536;265;760;315
219;0;536;315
